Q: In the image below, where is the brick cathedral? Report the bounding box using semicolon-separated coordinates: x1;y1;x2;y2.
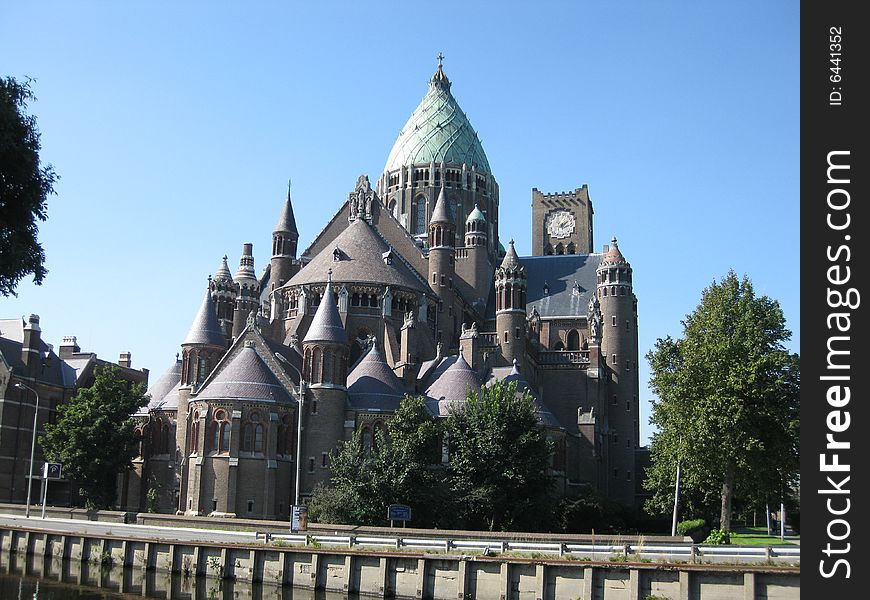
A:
120;61;643;519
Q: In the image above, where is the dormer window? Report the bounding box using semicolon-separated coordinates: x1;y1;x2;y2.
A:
382;249;394;265
332;248;342;262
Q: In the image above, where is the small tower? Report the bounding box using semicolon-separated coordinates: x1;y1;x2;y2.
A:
596;236;639;505
210;256;236;341
464;204;491;297
428;184;457;349
271;180;299;291
495;240;528;368
300;272;349;496
180;287;228;388
232;242;261;339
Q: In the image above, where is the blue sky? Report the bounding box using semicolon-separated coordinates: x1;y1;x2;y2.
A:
1;1;799;445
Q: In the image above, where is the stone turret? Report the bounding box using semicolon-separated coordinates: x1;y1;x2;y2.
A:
271;180;299;291
180;287;227;388
232;243;261;339
495;240;527;368
211;256;236;341
596;236;639;505
300;272;348;496
428;184;458;349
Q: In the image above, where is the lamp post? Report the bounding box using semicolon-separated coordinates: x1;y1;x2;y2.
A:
671;435;682;537
275;352;305;508
14;382;40;518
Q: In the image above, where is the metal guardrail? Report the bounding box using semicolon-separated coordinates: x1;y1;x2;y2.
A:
254;532;799;563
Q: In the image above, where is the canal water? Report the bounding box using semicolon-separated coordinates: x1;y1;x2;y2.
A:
0;550;361;599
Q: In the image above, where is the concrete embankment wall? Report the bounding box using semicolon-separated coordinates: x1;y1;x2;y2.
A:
0;525;799;600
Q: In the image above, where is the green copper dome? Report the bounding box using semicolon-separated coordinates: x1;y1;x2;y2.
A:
384;64;491;175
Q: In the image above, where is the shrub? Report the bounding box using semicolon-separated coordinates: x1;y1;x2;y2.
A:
703;529;731;545
676;518;709;543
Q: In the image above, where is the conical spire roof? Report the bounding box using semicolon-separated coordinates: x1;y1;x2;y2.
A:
347;342;405;411
214;255;233;283
183;289;226;346
425;351;481;416
500;239;521;269
602;236;627;265
430;184;453;225
501;360;561;428
197;344;292;403
274;180;298;234
303;275;348;344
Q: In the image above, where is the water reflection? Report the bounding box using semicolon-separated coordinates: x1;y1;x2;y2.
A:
0;551;360;600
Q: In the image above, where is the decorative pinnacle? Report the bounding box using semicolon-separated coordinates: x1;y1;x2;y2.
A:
327;268;333;282
287;178;292;199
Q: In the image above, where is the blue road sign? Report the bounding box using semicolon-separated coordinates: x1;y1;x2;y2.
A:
387;504;412;521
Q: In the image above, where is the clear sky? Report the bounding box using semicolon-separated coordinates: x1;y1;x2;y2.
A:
1;1;799;445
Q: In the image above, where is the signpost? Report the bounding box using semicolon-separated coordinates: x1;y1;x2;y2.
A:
291;505;308;532
387;504;412;528
41;463;62;519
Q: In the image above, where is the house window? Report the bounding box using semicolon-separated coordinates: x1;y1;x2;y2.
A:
308;457;315;473
247;500;254;513
321;452;328;468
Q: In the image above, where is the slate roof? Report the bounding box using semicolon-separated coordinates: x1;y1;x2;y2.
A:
521;253;603;318
430;185;452;225
0;318;69;388
303;279;348;344
287;218;428;293
143;359;182;413
488;362;562;429
182;290;226;346
347;343;405;412
196;345;292;403
425;352;481;417
384;64;491;175
214;256;233;283
275;186;298;234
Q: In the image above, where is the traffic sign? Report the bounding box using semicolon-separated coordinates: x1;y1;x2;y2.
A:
387;504;412;521
43;463;62;479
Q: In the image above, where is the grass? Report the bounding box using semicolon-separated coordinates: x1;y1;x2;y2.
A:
729;527;798;546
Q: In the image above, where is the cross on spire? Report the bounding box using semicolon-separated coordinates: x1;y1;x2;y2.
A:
437;52;444;67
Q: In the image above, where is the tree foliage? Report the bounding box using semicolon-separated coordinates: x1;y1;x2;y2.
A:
0;76;57;297
643;271;799;531
41;365;147;509
310;381;555;532
446;380;553;531
308;395;447;527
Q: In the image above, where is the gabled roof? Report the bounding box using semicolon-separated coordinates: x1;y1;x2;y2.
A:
519;253;604;319
196;344;292;403
347;343;405;412
182;289;226;347
289;218;428;293
424;352;481;417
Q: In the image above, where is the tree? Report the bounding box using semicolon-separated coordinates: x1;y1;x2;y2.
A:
41;365;148;509
644;271;799;531
308;395;446;527
0;76;57;296
446;380;554;531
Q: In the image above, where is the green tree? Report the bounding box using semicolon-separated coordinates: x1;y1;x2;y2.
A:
41;365;147;509
0;76;57;297
308;395;446;526
644;272;799;531
446;380;554;531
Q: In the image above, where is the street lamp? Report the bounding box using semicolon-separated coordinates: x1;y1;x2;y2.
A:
14;382;40;518
275;352;305;508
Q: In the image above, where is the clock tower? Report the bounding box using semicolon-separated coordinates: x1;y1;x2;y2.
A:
531;186;594;256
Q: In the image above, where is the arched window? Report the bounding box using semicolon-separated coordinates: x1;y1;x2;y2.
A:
134;427;145;458
567;330;580;351
361;427;373;454
212;409;230;453
190;411;200;454
253;413;264;453
312;348;322;384
555;243;564;255
567;242;576;255
414;196;427;234
545;244;553;256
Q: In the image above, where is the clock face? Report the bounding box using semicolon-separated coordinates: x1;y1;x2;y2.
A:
546;210;576;239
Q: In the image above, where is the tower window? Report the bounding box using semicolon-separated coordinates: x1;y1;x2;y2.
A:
612;315;617;326
247;500;254;513
612;354;617;364
321;452;328;468
308;457;315;473
613;469;619;478
626;401;631;411
515;326;521;339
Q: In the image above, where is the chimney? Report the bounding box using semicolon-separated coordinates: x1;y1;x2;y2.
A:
21;314;42;376
119;352;132;368
59;335;80;359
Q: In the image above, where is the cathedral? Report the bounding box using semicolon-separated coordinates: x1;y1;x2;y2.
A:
119;61;642;520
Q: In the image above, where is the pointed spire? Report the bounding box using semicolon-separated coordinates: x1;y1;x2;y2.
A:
500;239;520;269
430;52;451;92
274;179;298;234
303;275;348;344
430;184;452;225
214;255;233;283
603;235;627;265
183;288;226;346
